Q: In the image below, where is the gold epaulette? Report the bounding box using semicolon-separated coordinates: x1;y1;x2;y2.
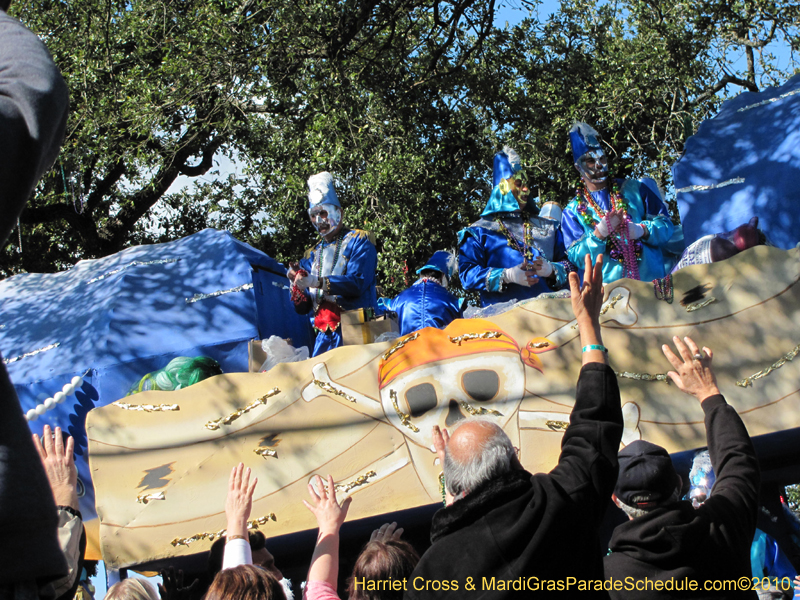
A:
350;229;376;245
303;246;316;260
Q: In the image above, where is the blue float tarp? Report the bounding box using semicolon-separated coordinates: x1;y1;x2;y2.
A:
0;228;310;520
673;73;800;249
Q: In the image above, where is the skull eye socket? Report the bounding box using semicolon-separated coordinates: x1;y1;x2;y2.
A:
461;370;499;402
404;383;438;417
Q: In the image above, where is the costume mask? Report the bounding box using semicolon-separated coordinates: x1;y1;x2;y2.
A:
509;170;529;207
576;150;609;184
309;204;341;236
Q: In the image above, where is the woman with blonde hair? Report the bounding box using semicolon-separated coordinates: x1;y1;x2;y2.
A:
104;578;159;600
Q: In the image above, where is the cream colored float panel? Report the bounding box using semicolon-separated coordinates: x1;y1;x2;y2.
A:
87;246;800;568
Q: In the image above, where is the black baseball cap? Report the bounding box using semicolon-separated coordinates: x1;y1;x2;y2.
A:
615;440;681;508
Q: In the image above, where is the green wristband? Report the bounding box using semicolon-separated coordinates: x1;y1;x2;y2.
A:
582;344;608;353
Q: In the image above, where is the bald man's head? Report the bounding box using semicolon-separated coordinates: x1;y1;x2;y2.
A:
444;419;518;497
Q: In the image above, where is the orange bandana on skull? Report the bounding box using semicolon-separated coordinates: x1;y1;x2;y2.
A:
378;319;544;389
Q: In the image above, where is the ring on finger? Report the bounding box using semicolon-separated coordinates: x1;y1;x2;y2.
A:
693;353;703;361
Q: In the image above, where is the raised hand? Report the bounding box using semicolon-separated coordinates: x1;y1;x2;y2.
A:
569;253;605;325
158;567;200;600
432;425;455;506
32;425;78;509
662;337;720;403
294;270;319;291
370;521;404;543
569;254;607;365
432;425;450;465
303;474;352;535
225;463;257;538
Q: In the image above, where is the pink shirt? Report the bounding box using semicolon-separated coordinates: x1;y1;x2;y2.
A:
304;580;341;600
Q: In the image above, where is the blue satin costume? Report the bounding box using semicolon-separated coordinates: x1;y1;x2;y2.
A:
750;528;796;585
379;279;464;336
458;186;570;306
459;148;570;307
298;228;378;356
562;179;674;283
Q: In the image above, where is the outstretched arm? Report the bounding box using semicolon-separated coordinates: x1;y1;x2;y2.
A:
551;253;623;516
222;463;257;569
33;425;78;511
33;425;83;598
663;337;759;538
304;474;352;589
569;253;608;366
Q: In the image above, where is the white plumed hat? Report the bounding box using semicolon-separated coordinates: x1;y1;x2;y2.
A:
307;171;341;208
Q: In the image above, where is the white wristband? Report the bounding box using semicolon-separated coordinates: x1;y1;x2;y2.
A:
595;217;609;239
627;221;645;240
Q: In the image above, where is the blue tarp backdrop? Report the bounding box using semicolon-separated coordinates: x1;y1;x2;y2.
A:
0;228;312;520
673;73;800;249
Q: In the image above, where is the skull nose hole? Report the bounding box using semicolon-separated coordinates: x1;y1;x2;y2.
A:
445;399;465;427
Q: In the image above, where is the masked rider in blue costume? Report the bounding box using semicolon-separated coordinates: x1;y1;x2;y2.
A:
287;171;378;357
378;251;464;336
561;123;674;284
458;147;571;307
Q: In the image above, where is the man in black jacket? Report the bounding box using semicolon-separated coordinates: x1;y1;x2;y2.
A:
405;254;623;600
604;336;761;599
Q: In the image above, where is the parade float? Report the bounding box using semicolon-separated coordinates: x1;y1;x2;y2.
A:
83;244;800;568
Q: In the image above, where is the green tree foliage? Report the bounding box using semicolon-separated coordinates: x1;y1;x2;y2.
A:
785;483;800;518
3;0;798;294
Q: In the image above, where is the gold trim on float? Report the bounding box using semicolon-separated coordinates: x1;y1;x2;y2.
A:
736;344;800;388
389;389;419;432
204;388;280;430
335;470;376;493
685;297;717;312
114;402;180;412
545;420;569;432
600;294;623;315
137;492;165;504
254;448;278;459
170;514;277;547
448;331;502;345
460;401;503;417
382;332;420;361
313;379;358;403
